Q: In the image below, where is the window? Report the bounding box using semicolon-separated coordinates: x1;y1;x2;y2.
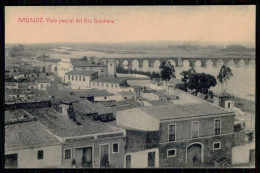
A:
72;75;74;80
110;63;112;66
104;97;107;100
93;83;95;86
79;76;81;81
111;84;113;88
115;84;117;88
167;149;176;157
215;119;221;135
83;77;85;81
148;151;155;167
68;75;70;80
112;143;119;153
102;83;104;87
76;76;77;81
106;84;108;87
124;97;127;100
192;121;199;138
55;66;57;71
228;102;231;108
38;150;44;160
213;142;221;150
97;83;99;86
64;149;71;159
168;124;176;142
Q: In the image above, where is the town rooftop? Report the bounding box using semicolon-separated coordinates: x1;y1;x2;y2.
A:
65;70;97;76
138;102;231;120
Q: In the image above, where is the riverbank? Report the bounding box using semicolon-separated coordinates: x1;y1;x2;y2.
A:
234;96;255;114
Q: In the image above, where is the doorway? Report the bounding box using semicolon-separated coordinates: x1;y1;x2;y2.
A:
100;144;109;167
5;154;18;168
186;143;204;167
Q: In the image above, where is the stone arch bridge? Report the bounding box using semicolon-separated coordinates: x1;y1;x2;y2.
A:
113;57;255;69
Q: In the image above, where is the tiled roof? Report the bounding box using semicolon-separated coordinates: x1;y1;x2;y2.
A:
5;89;26;95
5;121;61;150
147;100;175;106
118;91;136;96
18;82;37;88
66;70;97;76
71;60;106;67
72;100;112;115
5;110;34;123
72;100;98;114
5;82;17;86
26;108;121;138
47;83;113;103
139;102;230;120
36;78;51;83
92;77;126;84
100;100;142;118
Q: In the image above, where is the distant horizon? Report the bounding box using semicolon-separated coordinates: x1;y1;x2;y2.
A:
5;40;255;48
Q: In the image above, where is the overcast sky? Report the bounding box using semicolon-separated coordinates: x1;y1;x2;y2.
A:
5;6;255;45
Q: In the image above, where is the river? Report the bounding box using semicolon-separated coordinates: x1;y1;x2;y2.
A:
49;49;255;102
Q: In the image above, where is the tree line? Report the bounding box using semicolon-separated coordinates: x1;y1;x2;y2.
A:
117;61;233;100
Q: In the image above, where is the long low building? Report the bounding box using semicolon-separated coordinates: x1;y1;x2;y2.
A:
64;70;134;93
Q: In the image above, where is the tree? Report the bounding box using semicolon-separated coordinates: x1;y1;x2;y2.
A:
187;73;217;99
159;61;176;81
217;65;233;92
180;66;196;92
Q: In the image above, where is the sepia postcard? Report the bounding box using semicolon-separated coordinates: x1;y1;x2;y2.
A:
4;6;255;168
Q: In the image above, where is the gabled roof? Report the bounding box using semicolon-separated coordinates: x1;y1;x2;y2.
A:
72;100;112;115
5;109;34;123
5;120;61;150
66;70;97;76
26;108;121;138
138;102;231;120
47;83;113;103
91;77;126;84
5;89;26;95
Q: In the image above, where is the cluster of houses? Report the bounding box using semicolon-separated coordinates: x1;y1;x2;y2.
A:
4;86;255;168
4;55;255;168
5;63;54;104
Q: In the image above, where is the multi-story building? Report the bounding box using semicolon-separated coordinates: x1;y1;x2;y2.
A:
71;58;116;77
52;57;116;79
64;70;98;89
26;107;126;168
116;102;235;168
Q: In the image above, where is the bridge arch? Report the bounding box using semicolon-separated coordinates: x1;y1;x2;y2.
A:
216;59;224;67
132;59;139;70
236;59;246;67
143;60;149;68
226;59;235;67
123;60;129;69
154;60;161;67
183;59;191;67
194;60;202;68
206;59;214;67
167;59;176;67
248;59;255;67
